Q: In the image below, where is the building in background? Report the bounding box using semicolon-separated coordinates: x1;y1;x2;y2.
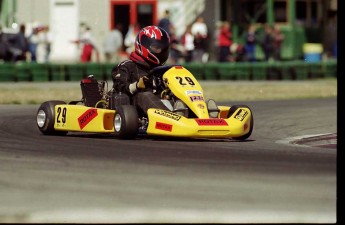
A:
0;0;205;63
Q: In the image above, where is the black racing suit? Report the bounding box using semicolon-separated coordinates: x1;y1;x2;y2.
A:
111;52;169;115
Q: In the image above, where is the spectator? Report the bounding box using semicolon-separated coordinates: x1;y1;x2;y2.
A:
191;16;208;62
124;23;140;55
157;9;174;36
73;26;99;63
117;45;130;62
27;27;40;62
273;24;284;61
213;21;222;62
244;24;257;62
103;24;124;63
43;26;53;63
36;25;52;63
6;23;29;62
231;42;245;62
262;23;274;61
181;24;194;63
324;11;337;58
191;16;208;38
217;21;232;62
168;28;182;64
0;26;9;61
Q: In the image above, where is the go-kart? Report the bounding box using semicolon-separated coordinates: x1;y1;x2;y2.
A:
36;65;253;140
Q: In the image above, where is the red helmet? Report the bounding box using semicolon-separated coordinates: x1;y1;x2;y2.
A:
134;26;170;66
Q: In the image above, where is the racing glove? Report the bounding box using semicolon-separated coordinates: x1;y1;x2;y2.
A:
136;76;149;89
129;76;150;94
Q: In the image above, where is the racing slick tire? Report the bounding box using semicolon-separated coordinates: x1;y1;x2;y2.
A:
227;105;254;140
113;105;139;139
36;100;68;136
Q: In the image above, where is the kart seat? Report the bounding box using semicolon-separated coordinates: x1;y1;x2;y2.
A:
80;75;103;108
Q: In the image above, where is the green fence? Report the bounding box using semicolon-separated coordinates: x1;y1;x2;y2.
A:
0;60;337;82
183;60;337;81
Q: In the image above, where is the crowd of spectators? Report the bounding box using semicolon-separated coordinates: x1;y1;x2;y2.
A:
0;23;52;63
155;10;285;64
0;13;286;64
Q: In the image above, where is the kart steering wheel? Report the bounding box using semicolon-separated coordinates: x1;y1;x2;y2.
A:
147;65;180;79
147;65;180;94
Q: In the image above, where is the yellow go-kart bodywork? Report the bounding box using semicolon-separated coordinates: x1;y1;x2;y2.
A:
49;104;252;139
146;106;252;138
37;65;253;140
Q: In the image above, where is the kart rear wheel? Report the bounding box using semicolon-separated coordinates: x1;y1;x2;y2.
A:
228;105;254;140
36;100;68;136
113;105;139;139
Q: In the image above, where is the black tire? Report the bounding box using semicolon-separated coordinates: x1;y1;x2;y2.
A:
36;100;68;136
113;105;139;139
228;105;254;140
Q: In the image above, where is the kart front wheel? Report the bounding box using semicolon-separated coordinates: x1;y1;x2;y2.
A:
233;114;254;140
36;100;68;136
113;105;139;139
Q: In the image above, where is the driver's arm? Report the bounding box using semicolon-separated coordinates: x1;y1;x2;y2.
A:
112;61;151;95
111;62;132;95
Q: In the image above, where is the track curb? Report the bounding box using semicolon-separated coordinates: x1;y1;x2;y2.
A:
277;133;337;149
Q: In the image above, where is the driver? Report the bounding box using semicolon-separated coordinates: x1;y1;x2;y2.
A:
111;25;170;115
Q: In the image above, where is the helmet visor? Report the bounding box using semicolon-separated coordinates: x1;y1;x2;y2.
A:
150;44;163;53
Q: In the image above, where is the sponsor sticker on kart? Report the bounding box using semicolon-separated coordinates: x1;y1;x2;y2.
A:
189;95;204;102
78;108;98;129
185;90;202;95
197;104;204;109
155;122;173;132
234;109;248;121
195;119;228;126
154;109;181;121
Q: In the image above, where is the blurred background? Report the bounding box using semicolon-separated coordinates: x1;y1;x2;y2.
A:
0;0;338;81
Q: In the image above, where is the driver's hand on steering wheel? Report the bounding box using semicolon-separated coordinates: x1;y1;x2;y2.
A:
136;76;150;89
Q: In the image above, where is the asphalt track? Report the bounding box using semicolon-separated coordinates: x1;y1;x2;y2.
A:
0;98;337;223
